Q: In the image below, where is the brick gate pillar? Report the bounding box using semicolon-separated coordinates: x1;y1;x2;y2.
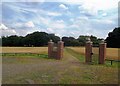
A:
48;40;54;58
99;40;106;64
57;40;64;60
85;37;92;63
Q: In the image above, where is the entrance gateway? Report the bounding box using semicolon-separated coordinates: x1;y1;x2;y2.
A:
48;38;106;64
85;38;106;64
48;40;64;60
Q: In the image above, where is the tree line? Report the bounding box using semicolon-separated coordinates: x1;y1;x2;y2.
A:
1;27;120;48
1;31;103;47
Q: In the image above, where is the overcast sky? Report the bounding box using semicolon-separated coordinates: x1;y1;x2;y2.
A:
0;0;119;39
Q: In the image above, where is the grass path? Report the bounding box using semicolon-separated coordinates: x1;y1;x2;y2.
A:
2;48;119;84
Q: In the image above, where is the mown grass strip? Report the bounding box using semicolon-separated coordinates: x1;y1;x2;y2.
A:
65;47;85;62
2;53;48;59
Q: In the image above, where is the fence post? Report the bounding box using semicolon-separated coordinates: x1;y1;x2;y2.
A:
57;40;64;60
99;40;106;64
85;37;92;63
48;40;54;58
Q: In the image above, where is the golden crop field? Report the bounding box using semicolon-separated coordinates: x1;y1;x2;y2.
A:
1;47;48;54
1;47;119;60
68;47;119;60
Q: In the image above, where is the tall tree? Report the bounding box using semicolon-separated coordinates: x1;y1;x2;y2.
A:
62;36;80;46
77;35;89;46
2;35;24;46
24;32;49;46
106;27;120;48
48;34;60;43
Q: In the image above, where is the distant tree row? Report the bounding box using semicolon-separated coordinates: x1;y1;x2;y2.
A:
1;31;104;47
1;27;119;47
62;35;103;47
2;32;60;47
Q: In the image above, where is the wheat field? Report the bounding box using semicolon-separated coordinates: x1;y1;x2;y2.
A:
68;47;119;60
1;47;119;60
1;47;48;54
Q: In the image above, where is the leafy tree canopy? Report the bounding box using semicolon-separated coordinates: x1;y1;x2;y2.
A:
106;27;120;48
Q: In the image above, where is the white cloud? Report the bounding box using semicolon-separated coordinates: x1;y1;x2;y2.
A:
26;0;45;2
51;23;65;29
47;12;61;16
55;33;61;37
59;4;68;10
0;24;17;37
92;19;115;25
46;28;54;33
2;29;16;35
77;0;119;16
0;24;8;30
12;21;35;29
69;24;79;28
2;1;118;38
56;20;64;23
102;13;107;17
65;15;117;38
46;27;66;38
25;21;35;28
38;16;50;25
50;20;66;29
77;16;88;21
2;0;45;2
65;0;119;9
14;23;23;27
70;18;74;22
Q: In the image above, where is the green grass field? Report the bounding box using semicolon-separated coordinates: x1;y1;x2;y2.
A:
1;47;119;84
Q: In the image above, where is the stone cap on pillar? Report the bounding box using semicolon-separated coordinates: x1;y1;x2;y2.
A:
58;38;64;43
50;39;52;42
49;39;53;43
100;39;106;44
60;38;62;42
86;37;92;43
